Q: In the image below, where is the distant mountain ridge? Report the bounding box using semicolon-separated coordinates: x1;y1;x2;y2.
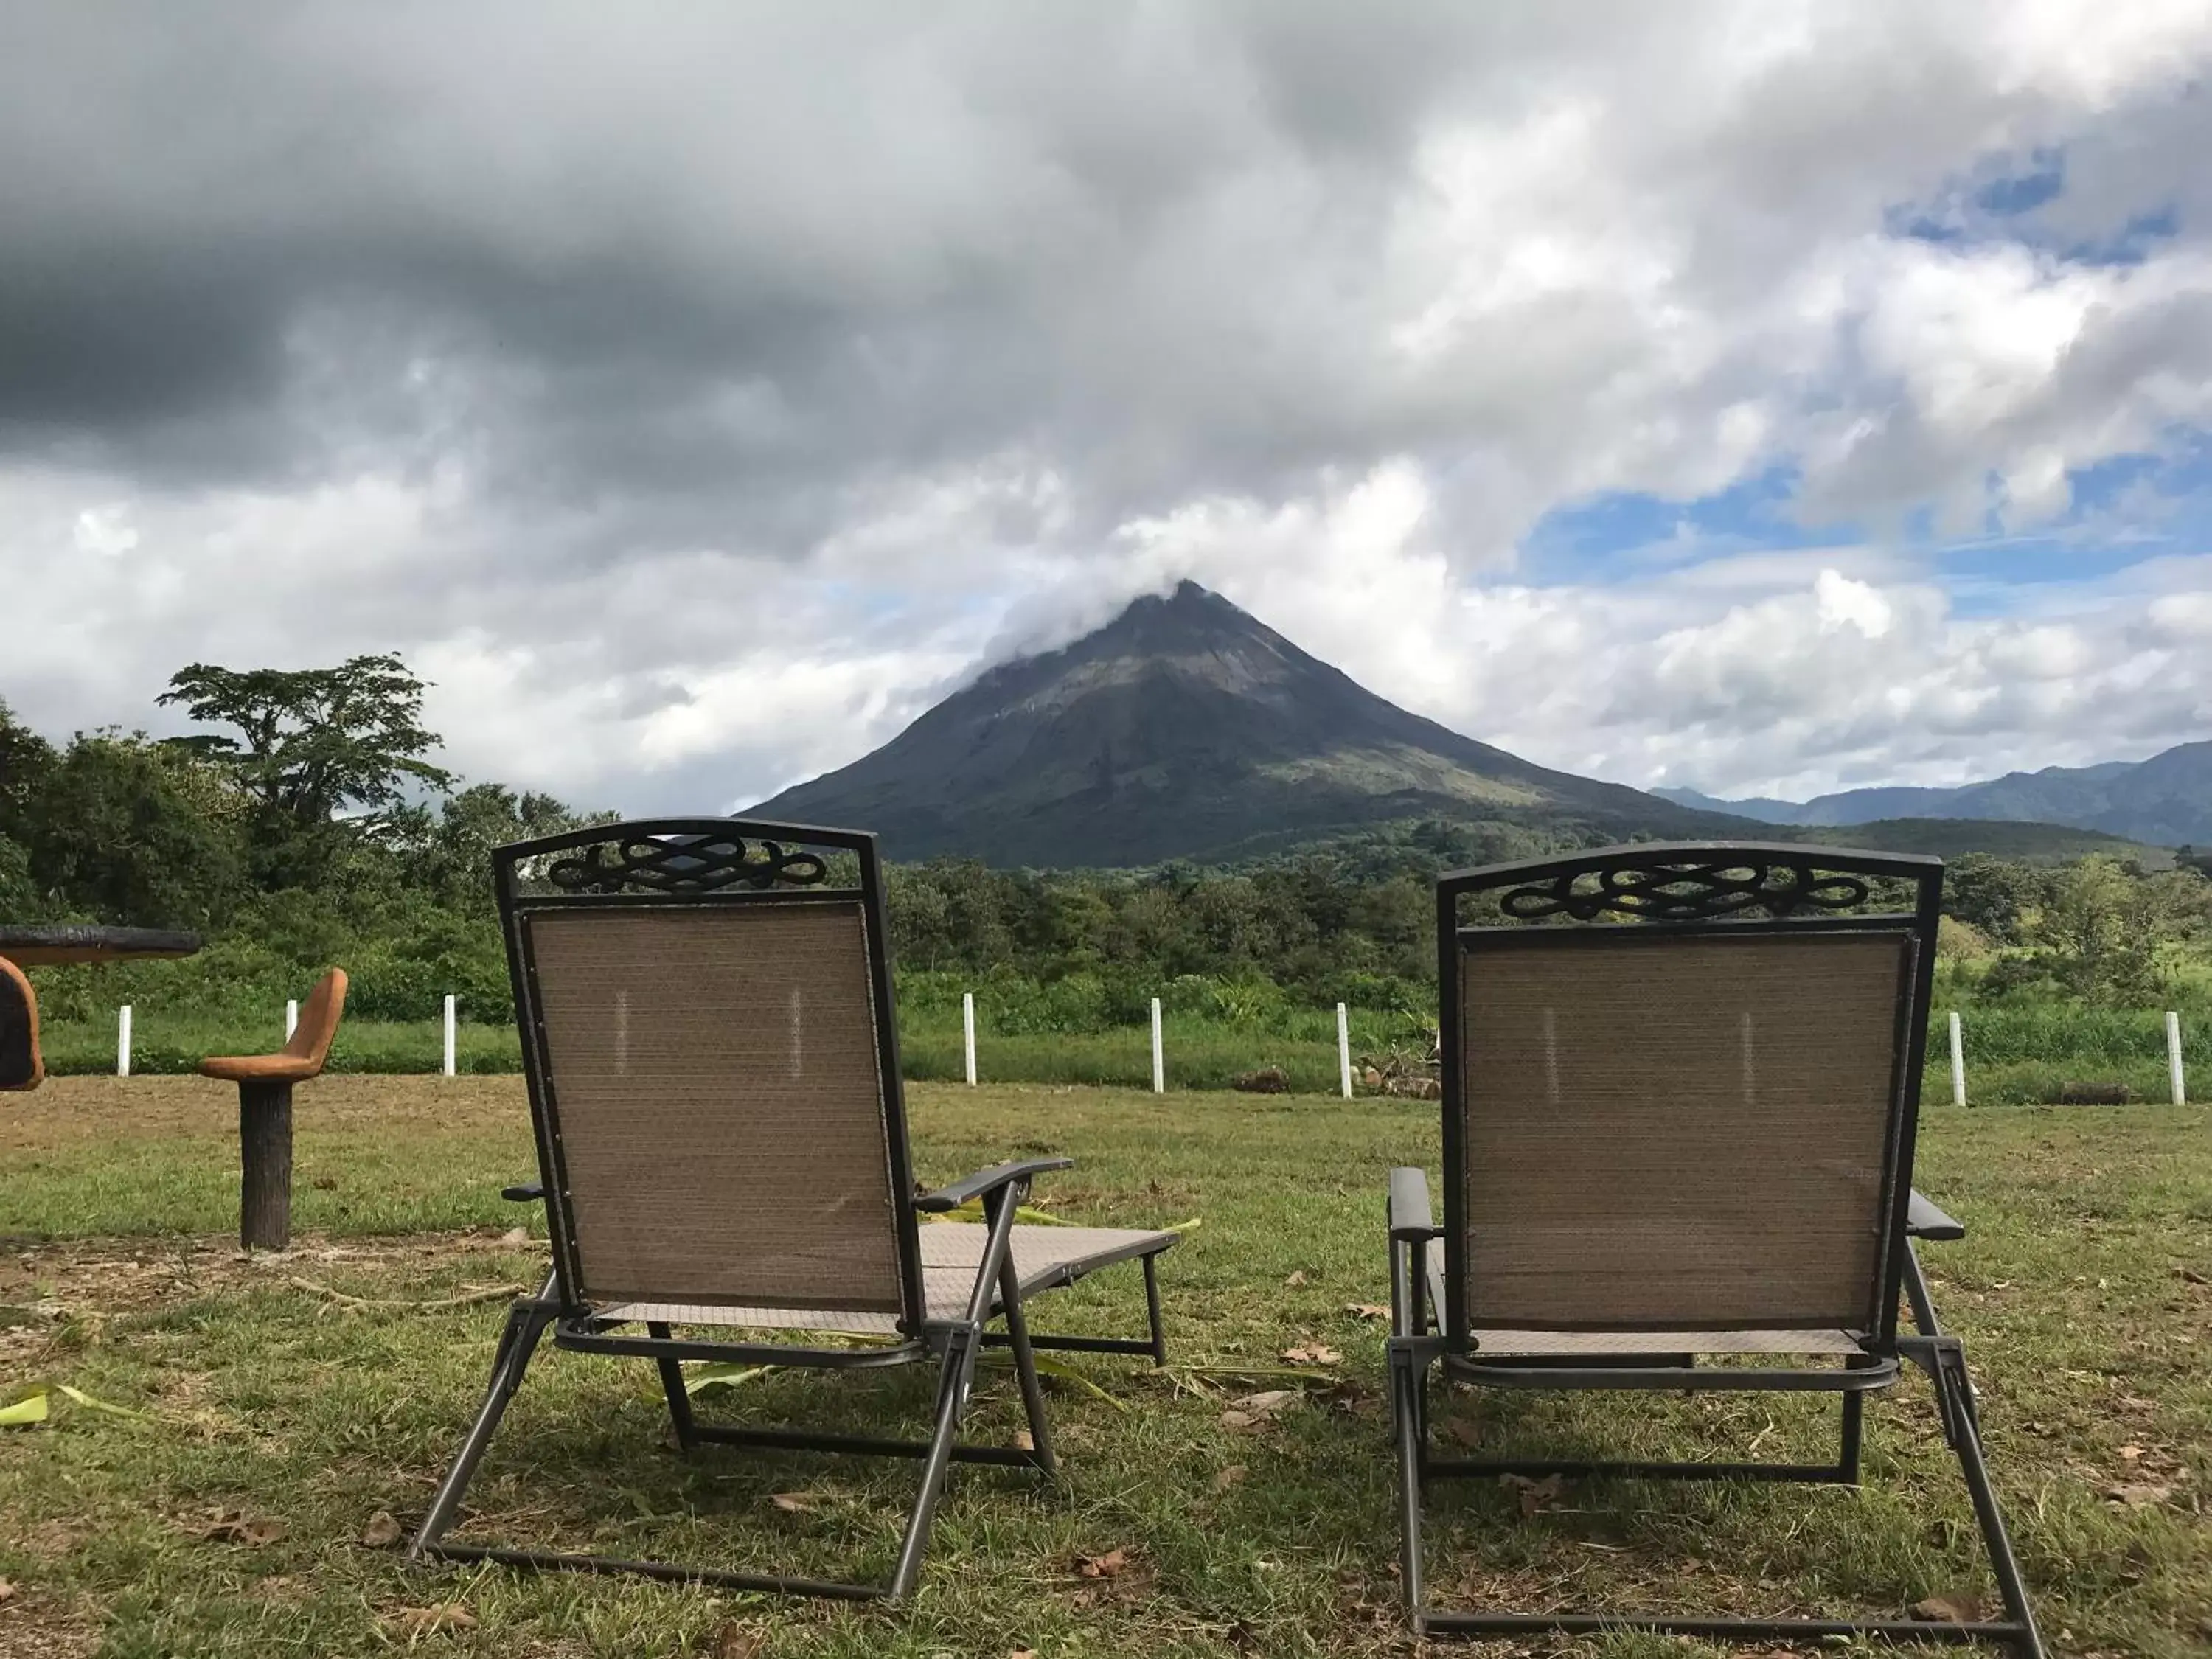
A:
754;581;1745;866
1656;740;2212;846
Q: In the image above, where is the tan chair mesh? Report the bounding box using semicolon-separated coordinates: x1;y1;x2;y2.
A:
602;1222;1175;1335
1460;931;1913;1333
526;901;905;1317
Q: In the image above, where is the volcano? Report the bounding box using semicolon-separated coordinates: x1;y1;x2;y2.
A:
751;581;1745;866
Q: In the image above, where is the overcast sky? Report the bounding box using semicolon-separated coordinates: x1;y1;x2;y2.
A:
5;2;2211;810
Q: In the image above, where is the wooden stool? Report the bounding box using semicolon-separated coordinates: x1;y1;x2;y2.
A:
0;955;44;1092
199;969;347;1250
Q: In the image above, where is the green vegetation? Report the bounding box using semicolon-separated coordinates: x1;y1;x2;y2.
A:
3;1077;2208;1655
7;664;2212;1103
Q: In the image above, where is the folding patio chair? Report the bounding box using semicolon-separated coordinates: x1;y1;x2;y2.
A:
406;818;1178;1601
1386;841;2043;1655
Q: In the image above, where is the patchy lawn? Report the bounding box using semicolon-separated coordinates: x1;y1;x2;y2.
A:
1;1078;2208;1656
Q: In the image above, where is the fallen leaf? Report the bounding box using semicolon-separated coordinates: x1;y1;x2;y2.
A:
1444;1417;1482;1447
1213;1464;1247;1491
383;1604;477;1638
1912;1590;1984;1624
2118;1443;2143;1461
1284;1270;1307;1287
1012;1429;1034;1452
1219;1408;1260;1430
0;1578;14;1604
2104;1482;2171;1508
311;1176;338;1191
1343;1304;1391;1321
1075;1546;1130;1579
711;1623;762;1659
358;1510;403;1548
1230;1389;1299;1414
186;1508;285;1545
2176;1265;2208;1285
1279;1343;1342;1366
0;1392;49;1427
1498;1472;1565;1517
769;1492;816;1514
498;1227;530;1246
1010;1652;1038;1659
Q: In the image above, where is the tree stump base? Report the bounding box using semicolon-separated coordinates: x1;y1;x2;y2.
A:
238;1079;294;1251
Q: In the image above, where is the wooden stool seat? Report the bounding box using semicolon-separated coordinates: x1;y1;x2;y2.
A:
199;968;347;1250
1;956;44;1092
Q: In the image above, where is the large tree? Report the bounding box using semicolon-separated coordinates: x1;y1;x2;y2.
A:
158;654;453;886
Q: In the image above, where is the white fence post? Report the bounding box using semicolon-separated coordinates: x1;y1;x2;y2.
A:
962;992;977;1087
443;995;458;1078
1948;1011;1966;1107
285;999;298;1040
1150;997;1164;1094
1337;1002;1352;1099
2169;1011;2187;1107
116;1005;132;1077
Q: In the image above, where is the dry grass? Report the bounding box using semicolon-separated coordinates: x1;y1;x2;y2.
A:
1;1077;2208;1656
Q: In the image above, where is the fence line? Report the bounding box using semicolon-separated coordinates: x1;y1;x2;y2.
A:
285;999;298;1040
1336;1002;1352;1099
2170;1011;2188;1106
116;1004;131;1077
1150;997;1164;1094
1948;1012;1966;1107
962;992;977;1086
442;995;457;1078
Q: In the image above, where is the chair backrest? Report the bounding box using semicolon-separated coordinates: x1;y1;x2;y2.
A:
0;956;43;1091
283;969;348;1074
495;818;922;1331
1436;843;1941;1349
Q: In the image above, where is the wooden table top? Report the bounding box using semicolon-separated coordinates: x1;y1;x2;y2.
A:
0;925;204;967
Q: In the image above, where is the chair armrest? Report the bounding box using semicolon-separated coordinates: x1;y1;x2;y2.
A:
1390;1166;1439;1241
916;1157;1075;1212
1907;1188;1965;1241
501;1183;546;1203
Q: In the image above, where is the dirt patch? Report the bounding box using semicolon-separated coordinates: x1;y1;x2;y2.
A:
1;1076;528;1155
1;1227;537;1363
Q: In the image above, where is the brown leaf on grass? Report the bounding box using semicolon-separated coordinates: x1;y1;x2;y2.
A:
1213;1463;1247;1491
0;1577;13;1604
358;1509;403;1548
1279;1343;1343;1366
382;1604;477;1638
310;1176;338;1191
769;1492;817;1514
1912;1590;1984;1624
1010;1651;1039;1659
711;1623;762;1659
1012;1429;1034;1452
2174;1265;2207;1285
498;1227;530;1246
1221;1388;1299;1430
1498;1472;1565;1517
2104;1481;2171;1507
1444;1417;1482;1447
1284;1270;1307;1287
1074;1546;1130;1579
184;1508;285;1545
2118;1443;2143;1461
1343;1304;1391;1321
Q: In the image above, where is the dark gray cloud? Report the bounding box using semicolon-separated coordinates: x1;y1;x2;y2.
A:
2;2;2210;808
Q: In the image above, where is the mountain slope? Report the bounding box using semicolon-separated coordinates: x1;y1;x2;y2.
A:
1664;741;2212;845
754;581;1741;866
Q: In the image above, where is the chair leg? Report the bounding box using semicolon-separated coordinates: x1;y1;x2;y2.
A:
995;1255;1057;1475
1141;1251;1169;1366
887;1326;981;1599
1389;1340;1431;1621
408;1273;558;1564
647;1321;696;1453
237;1079;294;1251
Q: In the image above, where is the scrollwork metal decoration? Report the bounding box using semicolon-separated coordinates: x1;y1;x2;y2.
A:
546;834;830;895
1498;858;1872;922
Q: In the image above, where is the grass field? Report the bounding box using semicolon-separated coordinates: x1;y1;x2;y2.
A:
2;1079;2208;1656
